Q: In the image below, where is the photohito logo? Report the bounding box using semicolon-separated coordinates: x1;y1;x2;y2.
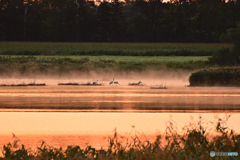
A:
228;152;238;156
210;151;238;157
210;151;215;157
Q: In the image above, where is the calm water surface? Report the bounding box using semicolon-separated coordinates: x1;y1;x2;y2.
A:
1;112;240;150
0;85;240;110
0;85;239;150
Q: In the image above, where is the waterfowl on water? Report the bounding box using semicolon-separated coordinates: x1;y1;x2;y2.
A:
93;80;98;84
109;78;114;84
109;78;119;85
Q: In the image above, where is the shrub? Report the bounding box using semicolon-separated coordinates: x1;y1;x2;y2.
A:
189;68;240;86
208;48;240;66
211;21;240;66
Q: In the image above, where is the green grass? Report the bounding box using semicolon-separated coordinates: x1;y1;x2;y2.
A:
0;55;211;78
0;42;226;76
66;56;209;63
0;42;232;56
1;116;239;159
0;55;210;76
5;55;209;63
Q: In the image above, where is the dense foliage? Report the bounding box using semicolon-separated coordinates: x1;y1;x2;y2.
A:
0;0;240;42
1;116;239;159
209;21;240;65
189;67;240;86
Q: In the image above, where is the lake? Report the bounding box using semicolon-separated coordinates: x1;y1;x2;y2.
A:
0;79;239;150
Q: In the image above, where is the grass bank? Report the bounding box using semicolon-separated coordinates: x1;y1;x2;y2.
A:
1;116;239;159
0;42;232;56
0;42;232;77
0;55;210;77
5;55;208;63
189;67;240;86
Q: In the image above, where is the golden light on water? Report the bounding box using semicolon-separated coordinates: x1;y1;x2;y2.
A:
0;80;240;150
0;112;239;150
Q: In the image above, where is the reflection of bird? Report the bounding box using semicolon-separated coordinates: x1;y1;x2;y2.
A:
138;81;142;84
93;80;98;84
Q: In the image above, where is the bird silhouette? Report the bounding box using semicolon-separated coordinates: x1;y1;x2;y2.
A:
109;78;114;85
93;80;98;84
109;78;119;85
114;80;119;84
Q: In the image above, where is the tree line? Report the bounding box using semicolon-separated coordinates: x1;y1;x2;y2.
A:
0;0;240;42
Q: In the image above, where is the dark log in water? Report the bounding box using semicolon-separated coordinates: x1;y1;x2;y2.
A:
0;84;28;87
58;83;80;85
27;83;46;86
150;86;167;89
79;84;103;86
58;83;103;86
0;83;46;86
128;83;143;86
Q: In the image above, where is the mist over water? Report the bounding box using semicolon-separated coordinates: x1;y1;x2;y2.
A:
0;69;192;86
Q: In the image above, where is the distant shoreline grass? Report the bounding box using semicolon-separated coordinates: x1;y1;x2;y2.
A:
0;55;210;77
0;42;232;56
0;42;233;76
1;55;210;63
1;116;239;159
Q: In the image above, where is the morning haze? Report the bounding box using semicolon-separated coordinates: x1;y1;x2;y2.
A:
0;0;240;159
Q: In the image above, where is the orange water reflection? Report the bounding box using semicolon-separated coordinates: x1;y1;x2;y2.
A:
0;112;239;150
0;86;240;110
0;85;240;150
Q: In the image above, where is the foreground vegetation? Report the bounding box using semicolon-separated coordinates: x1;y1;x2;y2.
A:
189;67;240;86
1;116;239;159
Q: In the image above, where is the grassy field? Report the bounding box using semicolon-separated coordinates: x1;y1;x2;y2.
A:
0;42;232;56
0;42;228;76
1;117;239;159
84;56;209;63
4;55;209;63
0;55;210;77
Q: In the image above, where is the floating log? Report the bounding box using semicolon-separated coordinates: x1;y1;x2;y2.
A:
150;86;167;89
27;83;46;86
58;82;103;86
79;83;103;86
128;83;143;86
58;83;80;85
0;84;28;87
